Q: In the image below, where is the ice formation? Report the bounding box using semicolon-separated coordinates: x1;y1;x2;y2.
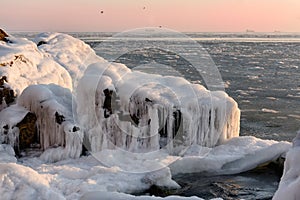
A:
0;32;95;161
77;62;240;154
273;130;300;200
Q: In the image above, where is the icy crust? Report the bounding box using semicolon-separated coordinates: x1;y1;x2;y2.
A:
170;136;291;175
0;137;290;200
273;131;300;200
17;84;83;162
0;163;64;200
0;35;72;94
77;62;240;154
13;155;180;200
0;32;103;95
34;32;105;86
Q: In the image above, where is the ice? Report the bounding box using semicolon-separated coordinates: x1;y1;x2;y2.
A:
0;35;72;94
0;105;29;150
17;84;83;162
273;130;300;200
0;136;286;200
0;163;64;200
0;144;17;163
77;62;240;155
170;136;291;175
34;32;105;87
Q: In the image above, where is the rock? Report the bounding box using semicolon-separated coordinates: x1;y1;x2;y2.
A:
103;89;113;118
0;76;16;107
16;112;37;151
55;111;65;125
37;41;47;46
0;29;8;41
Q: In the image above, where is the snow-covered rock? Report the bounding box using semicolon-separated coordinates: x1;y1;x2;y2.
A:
0;34;72;94
34;32;105;87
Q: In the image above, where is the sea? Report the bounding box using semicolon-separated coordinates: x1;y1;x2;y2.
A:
14;31;300;199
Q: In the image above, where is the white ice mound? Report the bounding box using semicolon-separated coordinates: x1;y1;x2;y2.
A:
17;84;83;161
0;35;72;94
273;130;300;200
170;136;291;175
77;62;240;154
0;32;104;95
0;163;64;200
0;84;83;162
34;32;105;86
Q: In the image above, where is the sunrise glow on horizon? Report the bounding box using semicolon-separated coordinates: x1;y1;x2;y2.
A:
1;0;300;32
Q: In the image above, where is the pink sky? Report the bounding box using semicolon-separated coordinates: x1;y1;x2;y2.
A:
1;0;300;32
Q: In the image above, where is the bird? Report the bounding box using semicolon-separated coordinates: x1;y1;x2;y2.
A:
100;10;104;14
143;6;146;10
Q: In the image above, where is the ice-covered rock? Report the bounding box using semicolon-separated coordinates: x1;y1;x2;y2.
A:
0;84;83;162
0;34;72;95
0;29;8;41
0;31;105;95
0;76;16;111
77;62;240;154
34;32;105;87
17;84;83;161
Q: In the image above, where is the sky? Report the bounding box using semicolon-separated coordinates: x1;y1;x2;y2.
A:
1;0;300;32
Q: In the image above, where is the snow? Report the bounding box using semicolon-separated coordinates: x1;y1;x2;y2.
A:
0;35;72;94
273;130;300;200
34;32;104;87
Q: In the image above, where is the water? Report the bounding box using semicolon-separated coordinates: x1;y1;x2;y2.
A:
73;32;300;142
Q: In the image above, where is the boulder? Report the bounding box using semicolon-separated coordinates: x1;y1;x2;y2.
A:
0;29;9;42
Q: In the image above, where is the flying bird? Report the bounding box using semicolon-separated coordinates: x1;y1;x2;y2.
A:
100;10;104;14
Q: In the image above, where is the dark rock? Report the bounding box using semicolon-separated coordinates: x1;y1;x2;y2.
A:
16;112;37;151
55;112;65;125
142;185;172;197
0;76;7;86
145;98;152;102
3;124;8;135
0;29;8;41
0;76;16;106
72;126;80;132
103;89;113;118
159;109;182;147
37;41;47;46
